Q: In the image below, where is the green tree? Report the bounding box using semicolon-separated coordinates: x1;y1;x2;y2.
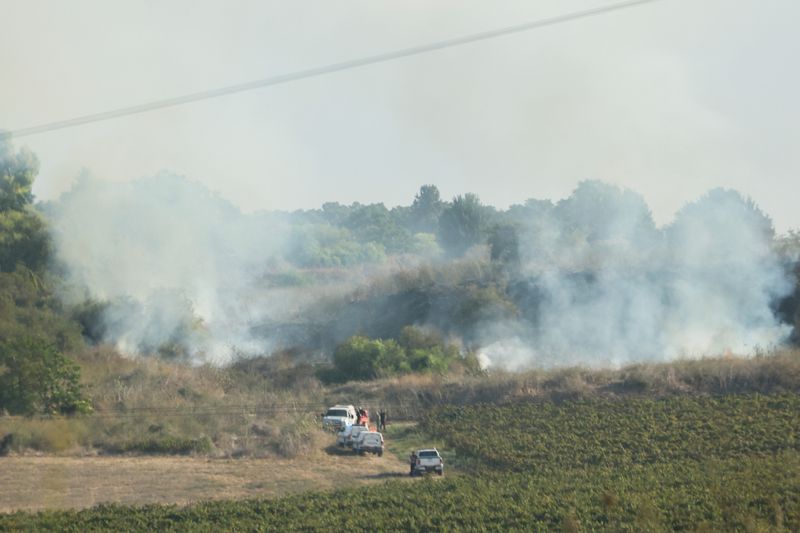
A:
344;203;414;254
488;224;520;268
0;267;83;352
437;193;486;256
398;326;460;373
409;185;444;233
555;180;657;246
0;208;50;272
0;139;38;211
331;336;406;381
288;224;386;267
0;139;50;273
0;336;90;415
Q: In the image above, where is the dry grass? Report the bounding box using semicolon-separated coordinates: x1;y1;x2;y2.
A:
329;348;800;416
0;449;408;512
4;346;798;456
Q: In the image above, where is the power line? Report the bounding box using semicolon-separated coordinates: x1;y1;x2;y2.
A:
3;0;664;140
0;401;420;420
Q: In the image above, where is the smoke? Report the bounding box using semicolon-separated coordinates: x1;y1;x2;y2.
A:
48;174;794;369
478;184;793;370
49;172;291;362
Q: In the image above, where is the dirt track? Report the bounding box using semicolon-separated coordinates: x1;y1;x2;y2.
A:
0;448;407;512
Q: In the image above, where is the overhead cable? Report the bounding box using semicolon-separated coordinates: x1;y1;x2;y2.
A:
3;0;664;140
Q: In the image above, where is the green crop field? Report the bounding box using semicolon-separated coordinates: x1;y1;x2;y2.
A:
419;394;800;471
2;393;799;531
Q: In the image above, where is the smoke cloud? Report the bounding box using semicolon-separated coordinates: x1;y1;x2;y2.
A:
49;172;292;362
48;175;794;368
478;185;793;369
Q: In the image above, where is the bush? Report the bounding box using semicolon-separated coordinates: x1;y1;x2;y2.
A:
103;435;212;455
0;336;91;415
332;336;406;381
0;418;89;453
327;327;465;383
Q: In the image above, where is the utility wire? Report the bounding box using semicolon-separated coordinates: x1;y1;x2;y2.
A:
1;402;419;420
3;0;664;140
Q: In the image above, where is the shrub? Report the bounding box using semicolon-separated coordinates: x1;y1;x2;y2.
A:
326;327;466;383
0;336;91;415
104;435;212;455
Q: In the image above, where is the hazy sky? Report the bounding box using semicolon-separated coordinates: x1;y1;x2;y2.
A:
2;0;798;232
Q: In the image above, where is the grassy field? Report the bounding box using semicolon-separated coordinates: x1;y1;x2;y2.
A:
0;445;410;513
2;392;798;531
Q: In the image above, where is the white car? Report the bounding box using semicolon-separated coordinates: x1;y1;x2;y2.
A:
344;425;370;448
410;448;444;476
336;425;355;447
353;431;384;456
335;424;368;447
323;405;357;432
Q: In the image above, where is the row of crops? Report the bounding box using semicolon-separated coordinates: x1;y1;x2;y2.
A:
2;393;799;531
418;393;800;471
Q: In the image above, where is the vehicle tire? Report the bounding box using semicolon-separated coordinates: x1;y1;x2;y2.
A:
437;470;443;476
378;451;383;457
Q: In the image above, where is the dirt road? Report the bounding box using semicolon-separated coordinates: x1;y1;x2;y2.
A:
0;448;407;512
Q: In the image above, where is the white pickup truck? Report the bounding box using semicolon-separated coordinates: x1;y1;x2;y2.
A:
410;448;444;476
323;405;357;432
353;431;384;456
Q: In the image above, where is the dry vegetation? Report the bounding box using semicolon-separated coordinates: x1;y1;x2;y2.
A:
0;451;407;513
330;348;800;418
1;347;798;458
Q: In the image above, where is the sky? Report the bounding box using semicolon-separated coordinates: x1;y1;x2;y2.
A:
1;0;799;232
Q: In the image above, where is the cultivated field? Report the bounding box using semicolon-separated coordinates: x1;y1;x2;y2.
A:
3;393;798;531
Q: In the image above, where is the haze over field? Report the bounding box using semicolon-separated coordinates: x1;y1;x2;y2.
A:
48;173;795;369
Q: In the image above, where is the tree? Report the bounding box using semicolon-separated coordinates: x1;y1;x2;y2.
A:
0;138;38;211
488;224;520;268
332;336;406;381
0;267;83;353
329;329;463;383
437;193;486;256
0;139;50;272
0;208;50;272
0;336;91;415
409;185;444;233
667;188;774;265
554;180;658;247
343;203;414;254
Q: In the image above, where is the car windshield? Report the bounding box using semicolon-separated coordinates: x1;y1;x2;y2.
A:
419;451;439;458
326;409;347;417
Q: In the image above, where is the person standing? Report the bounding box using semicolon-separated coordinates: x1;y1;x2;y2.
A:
379;409;387;431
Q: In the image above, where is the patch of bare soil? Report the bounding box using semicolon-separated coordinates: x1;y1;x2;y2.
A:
0;448;407;512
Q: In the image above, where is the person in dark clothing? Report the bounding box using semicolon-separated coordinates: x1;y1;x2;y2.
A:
409;451;417;475
379;410;386;431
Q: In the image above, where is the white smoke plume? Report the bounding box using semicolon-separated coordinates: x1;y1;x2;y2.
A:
49;172;290;362
478;184;793;370
48;174;794;369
